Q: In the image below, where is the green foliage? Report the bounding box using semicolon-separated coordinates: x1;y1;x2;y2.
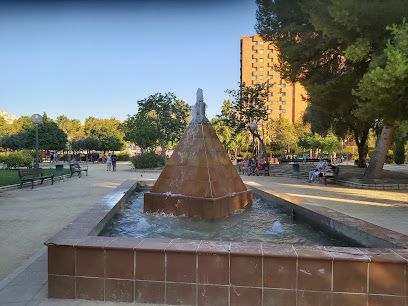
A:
267;117;298;150
393;138;406;164
355;22;408;125
56;115;85;140
117;151;130;161
84;117;124;151
123;113;158;150
255;0;408;169
126;93;189;164
130;152;164;169
224;83;269;133
3;151;34;169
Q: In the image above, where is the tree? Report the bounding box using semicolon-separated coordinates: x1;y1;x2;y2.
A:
267;117;298;157
255;0;408;173
224;83;269;160
135;93;189;164
123;113;158;152
56;115;85;140
84;117;124;152
354;22;408;178
0;114;67;151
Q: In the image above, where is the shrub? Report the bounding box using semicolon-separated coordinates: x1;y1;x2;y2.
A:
394;140;406;165
385;154;394;164
131;152;164;169
4;151;34;169
117;151;130;161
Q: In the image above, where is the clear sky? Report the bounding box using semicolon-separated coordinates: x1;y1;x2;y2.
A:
0;0;258;122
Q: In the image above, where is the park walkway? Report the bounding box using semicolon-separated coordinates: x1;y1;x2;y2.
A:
0;162;407;305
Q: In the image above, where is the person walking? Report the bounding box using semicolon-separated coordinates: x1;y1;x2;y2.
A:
106;153;112;171
111;152;117;172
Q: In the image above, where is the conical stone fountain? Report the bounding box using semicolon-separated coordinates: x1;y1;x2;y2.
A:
144;89;252;220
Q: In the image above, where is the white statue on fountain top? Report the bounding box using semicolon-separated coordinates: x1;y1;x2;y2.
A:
189;88;209;123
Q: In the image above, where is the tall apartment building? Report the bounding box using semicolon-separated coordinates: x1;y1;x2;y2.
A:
240;35;308;123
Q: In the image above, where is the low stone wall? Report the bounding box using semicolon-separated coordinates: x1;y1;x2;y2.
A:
46;180;408;305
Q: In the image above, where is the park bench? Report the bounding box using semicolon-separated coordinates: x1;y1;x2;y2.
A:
322;166;340;184
248;162;270;176
18;168;54;189
70;163;88;178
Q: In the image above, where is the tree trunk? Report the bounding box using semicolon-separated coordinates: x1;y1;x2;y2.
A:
354;129;369;168
160;143;167;165
363;127;394;180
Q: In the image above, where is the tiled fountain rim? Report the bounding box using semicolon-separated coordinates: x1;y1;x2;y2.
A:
45;179;408;261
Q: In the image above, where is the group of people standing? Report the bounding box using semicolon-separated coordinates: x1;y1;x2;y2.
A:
106;152;117;171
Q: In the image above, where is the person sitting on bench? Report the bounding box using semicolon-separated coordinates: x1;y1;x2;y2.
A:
308;158;327;182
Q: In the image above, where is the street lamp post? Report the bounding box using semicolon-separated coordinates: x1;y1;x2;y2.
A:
250;122;258;158
31;114;43;169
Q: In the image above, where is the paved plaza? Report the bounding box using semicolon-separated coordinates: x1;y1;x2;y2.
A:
0;162;407;305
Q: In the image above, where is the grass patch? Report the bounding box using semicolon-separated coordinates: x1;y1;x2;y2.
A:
0;168;71;187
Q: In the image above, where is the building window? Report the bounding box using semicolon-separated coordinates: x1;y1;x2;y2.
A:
269;101;273;105
282;109;286;113
253;76;257;80
282;83;286;88
260;41;264;45
269;76;273;79
269;67;273;71
259;58;264;63
282;93;286;96
282;101;286;105
269;50;274;53
260;49;264;54
259;67;264;71
268;109;272;113
253;68;257;71
253;59;257;63
259;76;264;80
254;41;258;45
268;58;273;62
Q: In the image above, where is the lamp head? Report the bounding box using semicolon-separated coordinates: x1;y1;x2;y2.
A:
31;114;43;124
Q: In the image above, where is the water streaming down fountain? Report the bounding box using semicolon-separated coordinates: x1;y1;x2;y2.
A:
144;89;252;219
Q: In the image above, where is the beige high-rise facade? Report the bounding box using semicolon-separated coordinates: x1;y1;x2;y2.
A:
240;35;308;123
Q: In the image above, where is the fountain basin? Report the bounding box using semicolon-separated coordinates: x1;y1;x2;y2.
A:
45;180;408;305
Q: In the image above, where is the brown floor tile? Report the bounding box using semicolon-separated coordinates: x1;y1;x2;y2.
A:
75;277;104;300
369;262;405;295
166;282;196;305
167;252;196;283
297;290;331;306
263;257;296;289
48;245;75;276
135;281;165;304
105;279;134;302
333;261;368;293
332;293;367;306
135;250;165;281
263;289;296;306
76;247;104;277
105;249;134;279
368;294;406;306
48;275;75;299
230;255;262;287
198;253;229;285
230;286;262;306
197;285;228;306
298;258;332;291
